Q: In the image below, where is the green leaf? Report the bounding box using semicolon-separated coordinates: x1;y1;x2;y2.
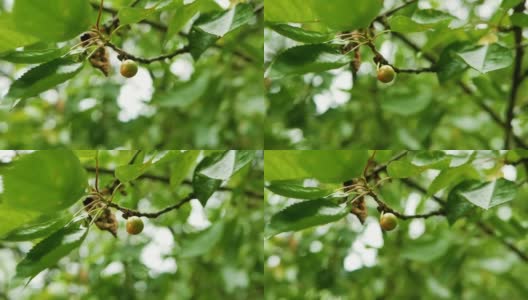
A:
401;234;450;262
155;72;211;108
502;0;523;9
192;152;228;205
427;164;480;196
266;180;334;200
166;0;222;43
0;47;68;64
311;0;383;31
2;213;71;242
264;150;369;183
389;9;454;33
436;43;470;84
265;199;348;238
446;181;479;225
118;7;158;26
411;151;451;168
389;16;432;33
412;9;454;25
457;44;513;73
74;150;97;163
266;44;351;80
199;150;255;180
193;151;255;204
179;221;224;258
387;161;425;179
196;4;253;37
189;3;253;59
268;24;333;43
387;152;452;179
5;57;85;105
510;13;528;26
188;28;221;60
0;14;38;53
456;179;517;210
265;0;382;31
115;157;155;182
473;75;505;100
3;150;87;213
381;85;433;116
264;0;318;24
16;221;89;279
13;0;93;42
0;205;41;239
446;179;517;225
170;151;201;187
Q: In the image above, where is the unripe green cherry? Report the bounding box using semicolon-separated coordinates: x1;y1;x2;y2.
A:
377;65;396;83
126;216;144;235
120;59;138;78
380;212;398;231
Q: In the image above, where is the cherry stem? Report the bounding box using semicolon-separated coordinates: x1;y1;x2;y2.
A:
96;0;104;31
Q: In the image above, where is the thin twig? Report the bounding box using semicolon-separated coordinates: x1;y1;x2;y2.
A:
363;150;378;177
105;194;194;219
106;41;189;64
373;0;418;23
368;191;445;220
366;41;436;74
96;0;104;31
396;67;437;73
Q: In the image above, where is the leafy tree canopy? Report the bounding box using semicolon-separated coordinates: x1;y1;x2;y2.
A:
0;150;263;299
0;0;264;149
265;0;528;149
265;150;528;299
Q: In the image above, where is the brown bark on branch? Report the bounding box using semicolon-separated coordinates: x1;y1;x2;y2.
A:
104;194;194;219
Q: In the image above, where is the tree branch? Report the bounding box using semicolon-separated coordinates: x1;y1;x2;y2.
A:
504;1;526;148
366;41;436;74
368;191;446;220
106;41;189;64
104;193;194;219
85;167;263;199
396;67;437;74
